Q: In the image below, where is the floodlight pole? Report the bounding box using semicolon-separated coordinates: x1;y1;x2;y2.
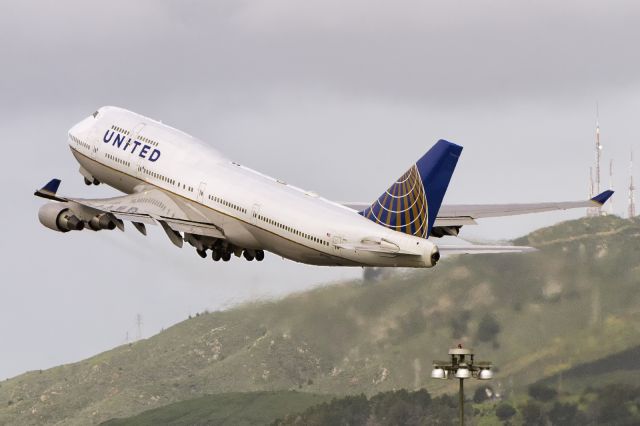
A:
431;345;493;426
459;378;464;426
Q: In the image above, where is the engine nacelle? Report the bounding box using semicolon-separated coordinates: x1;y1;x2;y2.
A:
38;202;84;232
88;213;116;231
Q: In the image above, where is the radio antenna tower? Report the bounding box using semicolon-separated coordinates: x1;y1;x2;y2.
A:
608;159;614;215
630;148;636;218
588;104;604;217
136;314;143;341
595;103;602;195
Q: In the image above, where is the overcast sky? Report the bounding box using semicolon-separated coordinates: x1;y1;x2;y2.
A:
1;0;639;380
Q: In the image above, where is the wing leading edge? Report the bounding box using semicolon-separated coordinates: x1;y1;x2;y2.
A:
34;179;226;245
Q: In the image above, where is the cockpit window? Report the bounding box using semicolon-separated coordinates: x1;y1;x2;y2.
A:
92;111;99;118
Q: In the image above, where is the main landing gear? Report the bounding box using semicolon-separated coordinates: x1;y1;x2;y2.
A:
84;177;100;186
198;245;265;262
240;249;264;261
184;233;265;263
209;248;263;262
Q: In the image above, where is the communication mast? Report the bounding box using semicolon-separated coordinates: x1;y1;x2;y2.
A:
136;314;143;341
630;148;636;218
608;159;614;215
595;107;602;195
588;105;604;217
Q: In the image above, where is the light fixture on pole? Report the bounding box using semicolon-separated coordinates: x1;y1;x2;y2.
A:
431;345;493;426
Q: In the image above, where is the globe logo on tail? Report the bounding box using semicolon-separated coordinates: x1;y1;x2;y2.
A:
360;165;429;238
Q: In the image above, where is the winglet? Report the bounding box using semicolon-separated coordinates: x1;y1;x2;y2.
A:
591;190;614;205
34;179;65;201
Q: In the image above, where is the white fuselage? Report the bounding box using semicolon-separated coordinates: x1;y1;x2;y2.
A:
67;106;437;267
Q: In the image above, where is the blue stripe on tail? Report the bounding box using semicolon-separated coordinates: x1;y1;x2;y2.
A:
359;139;462;238
591;190;614;205
41;179;61;195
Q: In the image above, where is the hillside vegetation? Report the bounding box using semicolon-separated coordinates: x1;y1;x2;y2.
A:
101;391;332;426
268;383;640;426
1;216;638;425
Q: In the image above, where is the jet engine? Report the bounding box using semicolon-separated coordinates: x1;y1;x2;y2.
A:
88;213;116;231
38;202;84;232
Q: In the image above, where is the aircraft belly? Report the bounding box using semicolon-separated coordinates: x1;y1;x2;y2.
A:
72;149;139;194
249;228;358;266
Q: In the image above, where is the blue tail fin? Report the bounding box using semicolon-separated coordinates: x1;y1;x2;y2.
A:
359;140;462;238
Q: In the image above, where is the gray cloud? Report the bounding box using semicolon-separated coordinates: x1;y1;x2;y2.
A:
1;0;638;380
3;0;640;114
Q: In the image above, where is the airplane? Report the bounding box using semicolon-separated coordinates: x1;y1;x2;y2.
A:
34;106;613;268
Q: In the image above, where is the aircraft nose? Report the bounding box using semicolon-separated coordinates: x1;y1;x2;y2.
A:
68;115;95;138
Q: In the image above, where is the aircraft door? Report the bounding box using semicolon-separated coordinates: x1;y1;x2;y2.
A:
251;204;260;225
131;123;146;177
88;124;100;160
332;235;344;253
197;182;207;203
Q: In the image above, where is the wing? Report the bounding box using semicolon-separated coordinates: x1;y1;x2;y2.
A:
437;190;614;222
343;191;614;237
35;179;225;247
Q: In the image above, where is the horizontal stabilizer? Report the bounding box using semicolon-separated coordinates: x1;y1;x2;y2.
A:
335;238;421;256
438;244;537;255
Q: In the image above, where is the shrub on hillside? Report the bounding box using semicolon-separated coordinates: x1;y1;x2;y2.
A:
528;383;557;402
589;384;640;425
547;402;584;426
272;389;466;426
450;310;471;339
519;401;544;426
495;402;516;421
476;313;501;347
473;386;492;403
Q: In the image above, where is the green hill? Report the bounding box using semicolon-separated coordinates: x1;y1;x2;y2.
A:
536;343;640;391
1;216;638;425
100;391;332;426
